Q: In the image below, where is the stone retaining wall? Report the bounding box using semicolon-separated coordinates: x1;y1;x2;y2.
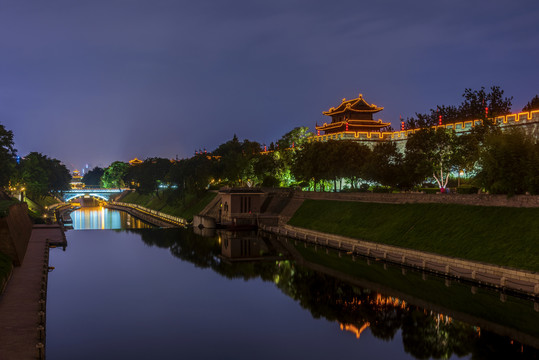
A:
0;203;33;266
293;191;539;208
260;223;539;297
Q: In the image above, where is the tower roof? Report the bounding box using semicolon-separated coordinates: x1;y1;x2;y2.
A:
323;94;383;116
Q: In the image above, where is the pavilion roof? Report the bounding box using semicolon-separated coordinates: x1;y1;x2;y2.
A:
323;94;383;116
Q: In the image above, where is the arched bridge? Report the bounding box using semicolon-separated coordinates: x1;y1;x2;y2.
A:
62;188;127;202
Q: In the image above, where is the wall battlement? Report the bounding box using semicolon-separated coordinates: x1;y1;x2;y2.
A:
309;110;539;144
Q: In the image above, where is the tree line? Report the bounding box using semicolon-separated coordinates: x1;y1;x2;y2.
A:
0;124;70;200
90;89;539;197
2;87;539;201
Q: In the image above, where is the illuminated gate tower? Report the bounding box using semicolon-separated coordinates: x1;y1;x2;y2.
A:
316;94;391;136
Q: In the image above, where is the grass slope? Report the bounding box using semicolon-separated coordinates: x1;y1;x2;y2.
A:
288;200;539;272
120;190;217;222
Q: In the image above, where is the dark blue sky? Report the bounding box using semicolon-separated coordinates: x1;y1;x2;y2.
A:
1;0;538;170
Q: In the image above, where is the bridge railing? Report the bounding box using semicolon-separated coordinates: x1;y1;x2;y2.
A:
63;188;128;193
109;201;188;227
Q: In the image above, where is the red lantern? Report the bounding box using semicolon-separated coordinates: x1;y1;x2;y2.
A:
401;121;405;131
438;115;442;125
485;107;489;117
345;122;349;131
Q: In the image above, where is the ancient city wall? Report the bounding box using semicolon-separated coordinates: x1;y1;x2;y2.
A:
0;203;33;266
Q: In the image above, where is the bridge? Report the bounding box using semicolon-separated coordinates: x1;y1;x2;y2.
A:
61;188;128;202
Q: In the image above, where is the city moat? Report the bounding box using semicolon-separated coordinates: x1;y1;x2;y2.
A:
45;207;539;359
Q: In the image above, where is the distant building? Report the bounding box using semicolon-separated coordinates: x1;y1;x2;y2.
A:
70;170;84;189
129;157;143;166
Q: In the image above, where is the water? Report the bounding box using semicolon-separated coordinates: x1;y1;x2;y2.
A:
46;208;539;359
70;206;153;230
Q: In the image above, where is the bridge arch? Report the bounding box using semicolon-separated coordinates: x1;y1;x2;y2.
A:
61;188;126;202
64;194;109;203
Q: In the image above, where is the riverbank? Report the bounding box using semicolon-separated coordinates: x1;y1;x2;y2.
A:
193;189;539;295
119;190;217;222
288;200;539;272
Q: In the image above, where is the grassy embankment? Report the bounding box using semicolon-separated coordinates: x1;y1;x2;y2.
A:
288;200;539;272
23;195;60;223
119;190;217;222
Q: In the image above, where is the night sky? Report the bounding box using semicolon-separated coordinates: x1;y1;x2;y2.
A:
1;1;538;171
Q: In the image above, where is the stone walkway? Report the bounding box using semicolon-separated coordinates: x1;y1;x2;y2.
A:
0;225;64;360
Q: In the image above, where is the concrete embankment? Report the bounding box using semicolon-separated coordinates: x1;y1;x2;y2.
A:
106;202;186;228
0;203;33;266
198;189;539;298
261;223;539;298
0;201;64;359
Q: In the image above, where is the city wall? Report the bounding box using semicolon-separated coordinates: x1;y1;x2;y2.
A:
0;203;33;266
308;109;539;145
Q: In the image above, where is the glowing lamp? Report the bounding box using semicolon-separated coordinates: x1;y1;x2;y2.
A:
401;121;405;131
438;115;442;125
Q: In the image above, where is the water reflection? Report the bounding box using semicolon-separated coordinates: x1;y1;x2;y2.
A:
137;229;539;359
48;218;538;360
70;207;153;230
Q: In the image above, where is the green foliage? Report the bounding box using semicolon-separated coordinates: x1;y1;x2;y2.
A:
292;140;370;191
477;128;539;195
289;200;539;272
363;141;406;188
82;167;104;186
212;135;262;186
404;128;459;189
0;123;16;188
126;158;172;196
522;94;539;112
101;161;129;188
405;86;513;129
120;190;216;221
16;152;70;199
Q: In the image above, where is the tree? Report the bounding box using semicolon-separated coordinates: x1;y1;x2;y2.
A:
522;95;539;112
127;158;172;196
477;128;538;195
405;86;512;128
363;141;406;189
18;152;70;199
291;141;327;191
0;123;16;188
82;167;105;187
212;135;261;186
101;161;129;189
459;86;512;121
404;128;459;190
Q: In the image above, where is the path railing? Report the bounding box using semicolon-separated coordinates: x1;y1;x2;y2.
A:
109;201;188;227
